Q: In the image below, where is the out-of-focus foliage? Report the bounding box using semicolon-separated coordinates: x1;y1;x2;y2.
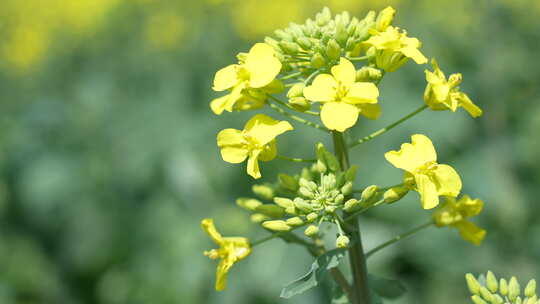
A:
0;1;539;304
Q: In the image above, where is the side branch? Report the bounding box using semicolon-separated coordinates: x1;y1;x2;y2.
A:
365;221;433;259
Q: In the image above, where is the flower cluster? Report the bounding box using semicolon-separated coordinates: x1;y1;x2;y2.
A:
466;271;539;304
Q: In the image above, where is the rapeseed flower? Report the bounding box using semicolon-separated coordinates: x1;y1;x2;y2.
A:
211;43;282;115
217;114;293;178
432;195;486;245
364;26;428;72
303;57;380;132
385;134;461;209
424;59;482;117
201;218;252;291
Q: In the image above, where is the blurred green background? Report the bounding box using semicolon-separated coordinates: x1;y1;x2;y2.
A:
0;0;539;303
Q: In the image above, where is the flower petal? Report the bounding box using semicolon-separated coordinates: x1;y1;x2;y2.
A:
454;92;483;118
415;173;439;209
247;150;262;179
358;103;381;120
433;164;462;197
245;43;282;88
213;64;240;91
244;114;293;146
210;95;231;115
215;256;234;291
453;221;486;245
303;74;337;102
320;102;359;132
400;46;427;64
345;82;379;104
217;128;245;148
201;218;224;245
258;140;277;161
331;58;356;86
456;195;484;218
385;134;437;172
220;147;248;164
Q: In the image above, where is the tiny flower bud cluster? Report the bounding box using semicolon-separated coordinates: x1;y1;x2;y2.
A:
466;272;539;304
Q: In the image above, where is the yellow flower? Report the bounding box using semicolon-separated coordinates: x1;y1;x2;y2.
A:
210;43;282;115
385;134;462;209
201;218;252;291
364;26;428;72
217;114;293;179
303;57;380;132
432;195;486;245
424;59;483;117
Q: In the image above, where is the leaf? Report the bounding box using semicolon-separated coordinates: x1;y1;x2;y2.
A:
280;248;347;299
369;274;407;299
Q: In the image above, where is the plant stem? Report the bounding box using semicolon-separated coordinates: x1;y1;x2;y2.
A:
343;199;386;222
365;221;433;259
349;105;428;148
276;155;316;163
347;56;369;61
267;94;319;116
267;102;329;133
332;131;371;304
279;71;303;80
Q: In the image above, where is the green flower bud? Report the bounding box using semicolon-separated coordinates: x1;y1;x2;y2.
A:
322;174;337;190
301;168;313;181
325;205;337;213
335;23;348;46
294;198;313;213
344;165;358;182
471;295;487;304
280;41;300;54
356;66;383;82
343;198;360;212
275;29;293;41
299;187;315;199
493;295;504;304
316;7;331;26
326;39;341;61
262;220;291;232
263;79;285;94
334;194;345;205
311;52;326;68
500;278;509;296
340;182;353;196
274;197;294;209
516;296;522;304
250;213;270;223
466;273;481;295
345;37;356;52
375;6;396;31
289;97;311;112
286;217;304;226
285;206;297;215
509;276;521;301
252;184;275;200
304;225;319;237
278;174;299;191
306;212;318;222
236;198;263;211
307;181;318;192
296;37;312;50
527;295;538;304
525;280;537;298
255;204;285;218
314;160;327;174
361;185;380;203
264;37;281;50
383;186;409;204
486;271;498;293
479;286;493;302
287;83;305;98
336;235;350;248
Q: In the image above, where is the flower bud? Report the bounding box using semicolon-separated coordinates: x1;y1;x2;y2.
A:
236;198;263;211
335;23;348;46
263;79;285;94
250;213;270;223
311;53;326;68
285;206;297;215
304;225;319;237
314;160;327;174
322;174;337;190
264;37;281;50
500;278;509;296
252;184;275;200
486;271;498;293
344;165;358;182
316;7;331;26
340;182;353;196
525;279;537;298
326;39;341;61
493;295;504;304
255;204;285;218
336;235;350;248
278;174;299;191
527;296;538;304
294;198;313;213
356;66;383;82
334;194;345;205
289;97;311;112
448;73;463;87
262;220;291;232
301;168;313;181
274;197;294;209
274;29;293;41
344;198;360;212
509;276;521;301
286;217;304;226
306;212;318;222
383;186;409;204
466;273;481;295
471;295;487;304
325;205;337;213
375;6;396;31
361;185;379;203
299;187;315;199
287;83;305;98
279;41;300;54
479;286;493;302
296;37;312;50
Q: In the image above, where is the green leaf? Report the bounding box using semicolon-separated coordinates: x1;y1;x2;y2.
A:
369;274;407;299
280;248;347;299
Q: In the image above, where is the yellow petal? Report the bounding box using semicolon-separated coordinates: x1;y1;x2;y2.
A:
454;221;486;245
201;218;224;245
244;114;293;146
245;43;282;88
345;82;379;104
320;102;359;132
358;103;381;120
432;83;451;104
454;92;483;117
303;74;337;102
415;173;439;209
213;64;240;91
331;58;356;86
258;140;277;161
432;164;462;197
215;256;234;291
217;128;245;148
457;195;484;218
247;150;262;179
210;95;230;115
400;46;427;64
220;147;248;164
385;134;437;172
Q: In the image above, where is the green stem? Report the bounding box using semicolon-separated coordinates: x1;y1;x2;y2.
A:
267;102;329;133
332;131;371;304
343;199;386;222
251;233;280;247
349;105;428;148
347;56;369;61
276;155;316;163
280;71;303;80
268;94;319;116
365;222;433;259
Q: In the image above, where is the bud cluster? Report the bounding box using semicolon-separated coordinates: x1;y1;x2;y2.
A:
466;272;539;304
